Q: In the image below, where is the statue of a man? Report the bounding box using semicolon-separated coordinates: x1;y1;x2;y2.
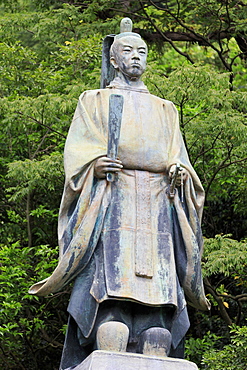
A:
29;18;210;370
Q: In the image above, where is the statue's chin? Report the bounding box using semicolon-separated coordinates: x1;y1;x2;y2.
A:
120;70;144;82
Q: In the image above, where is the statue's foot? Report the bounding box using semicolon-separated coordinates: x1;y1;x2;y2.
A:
96;321;129;352
139;327;172;357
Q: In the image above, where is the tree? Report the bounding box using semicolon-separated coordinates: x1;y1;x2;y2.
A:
54;0;247;83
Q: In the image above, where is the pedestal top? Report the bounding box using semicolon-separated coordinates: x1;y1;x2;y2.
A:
72;350;198;370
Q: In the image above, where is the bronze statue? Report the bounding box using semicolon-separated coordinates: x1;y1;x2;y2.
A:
29;18;210;369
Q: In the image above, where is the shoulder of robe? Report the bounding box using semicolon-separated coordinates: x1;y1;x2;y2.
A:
78;88;108;101
149;94;177;110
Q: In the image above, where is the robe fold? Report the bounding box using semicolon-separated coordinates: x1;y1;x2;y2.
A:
29;79;210;360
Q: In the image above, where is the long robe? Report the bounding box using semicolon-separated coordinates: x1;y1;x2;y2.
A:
29;79;210;364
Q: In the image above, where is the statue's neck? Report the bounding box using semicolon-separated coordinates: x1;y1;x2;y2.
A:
116;71;144;88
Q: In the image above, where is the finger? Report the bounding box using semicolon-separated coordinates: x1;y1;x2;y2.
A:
181;170;188;179
98;164;123;171
169;170;174;179
107;158;123;165
176;172;187;185
101;166;122;173
108;163;123;169
97;157;112;164
99;157;123;165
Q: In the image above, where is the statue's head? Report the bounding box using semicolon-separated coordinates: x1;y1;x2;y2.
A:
110;34;147;80
110;18;147;80
101;18;148;87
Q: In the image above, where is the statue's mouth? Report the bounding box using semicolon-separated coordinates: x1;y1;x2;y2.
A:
131;63;140;68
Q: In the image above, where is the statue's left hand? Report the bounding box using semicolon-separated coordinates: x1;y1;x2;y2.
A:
169;165;188;186
94;156;123;179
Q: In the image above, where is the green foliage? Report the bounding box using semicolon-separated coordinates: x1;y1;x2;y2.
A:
7;153;64;201
0;4;103;367
0;241;68;369
201;235;247;332
203;235;247;280
201;326;247;370
187;235;247;369
0;0;247;368
185;331;221;365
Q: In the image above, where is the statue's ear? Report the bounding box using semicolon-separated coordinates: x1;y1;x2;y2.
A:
110;57;119;70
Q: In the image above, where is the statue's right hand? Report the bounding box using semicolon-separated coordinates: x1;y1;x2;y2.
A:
94;156;123;179
169;164;188;186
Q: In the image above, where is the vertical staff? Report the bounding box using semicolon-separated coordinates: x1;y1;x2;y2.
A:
107;94;124;182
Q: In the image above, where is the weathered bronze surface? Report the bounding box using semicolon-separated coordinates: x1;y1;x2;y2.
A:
29;18;210;370
106;93;124;182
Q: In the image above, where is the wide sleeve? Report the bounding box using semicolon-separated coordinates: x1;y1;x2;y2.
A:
28;90;111;296
167;102;204;222
166;102;210;311
58;90;108;255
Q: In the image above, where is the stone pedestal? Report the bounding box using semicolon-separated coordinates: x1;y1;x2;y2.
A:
72;350;198;370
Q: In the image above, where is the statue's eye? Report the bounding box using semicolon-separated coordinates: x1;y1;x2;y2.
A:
139;49;146;55
123;47;132;52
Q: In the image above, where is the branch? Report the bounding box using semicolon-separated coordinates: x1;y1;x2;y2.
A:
15;111;67;139
4;347;26;370
218;293;247;301
191;130;222;166
236;300;242;325
31;130;49;160
149;0;232;72
133;29;231;43
186;108;210;126
146;77;168;98
26;191;33;249
0;345;12;369
230;51;245;69
204;148;247;200
39;328;63;348
218;292;247;325
204;277;232;326
139;1;195;64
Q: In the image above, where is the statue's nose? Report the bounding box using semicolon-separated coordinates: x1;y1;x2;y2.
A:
132;50;140;59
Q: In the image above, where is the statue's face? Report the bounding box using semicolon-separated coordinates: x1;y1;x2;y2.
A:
111;36;147;79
